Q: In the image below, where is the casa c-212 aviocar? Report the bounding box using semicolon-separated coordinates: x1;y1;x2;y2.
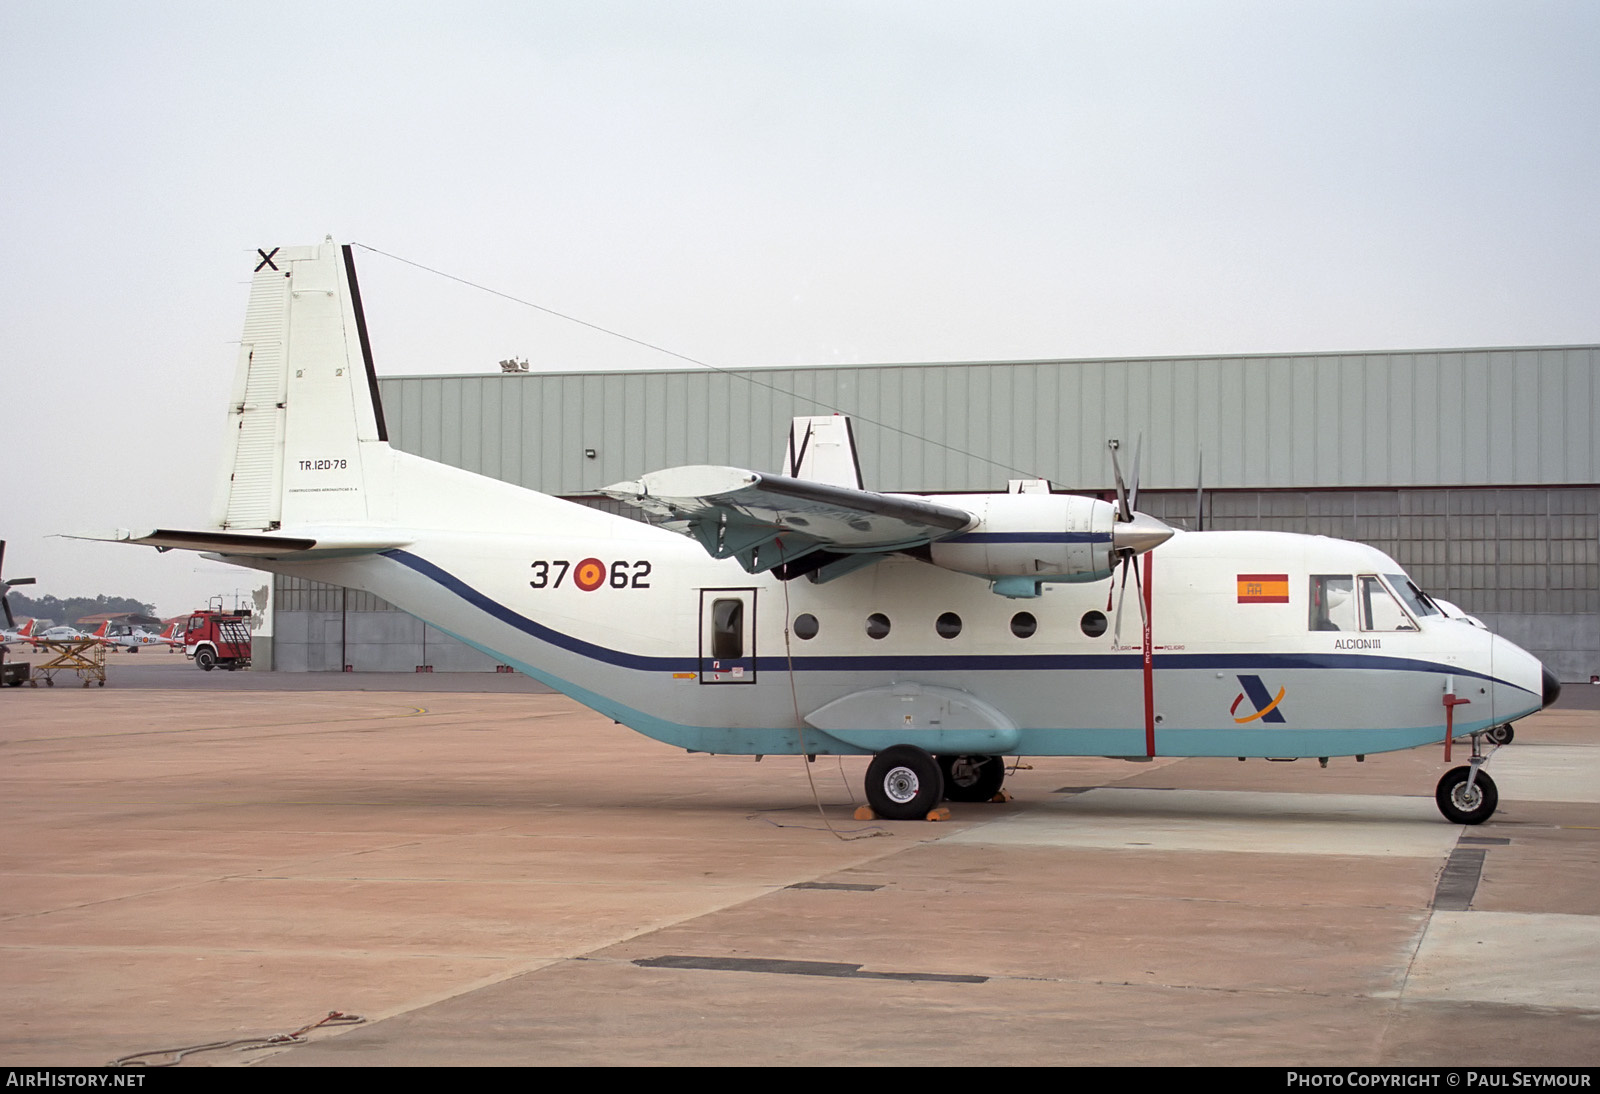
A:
81;239;1562;824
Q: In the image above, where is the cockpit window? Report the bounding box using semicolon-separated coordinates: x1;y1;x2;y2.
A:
1386;574;1440;618
1360;575;1416;631
1309;575;1357;632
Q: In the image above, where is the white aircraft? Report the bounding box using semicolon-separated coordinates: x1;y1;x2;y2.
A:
105;627;152;651
1;619;39;646
80;240;1560;824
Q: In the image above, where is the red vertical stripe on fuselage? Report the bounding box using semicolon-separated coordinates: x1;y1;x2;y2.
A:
1144;552;1156;758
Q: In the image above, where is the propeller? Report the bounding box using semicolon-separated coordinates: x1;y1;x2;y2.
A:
1;541;39;629
1105;438;1173;647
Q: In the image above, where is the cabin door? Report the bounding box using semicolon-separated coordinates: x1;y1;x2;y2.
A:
699;588;757;684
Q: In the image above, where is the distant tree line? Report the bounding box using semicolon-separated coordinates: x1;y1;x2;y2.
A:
10;593;158;625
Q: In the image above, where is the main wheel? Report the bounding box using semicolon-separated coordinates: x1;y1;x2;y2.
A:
195;648;217;671
865;746;945;820
1436;766;1498;825
938;754;1007;802
1486;724;1515;745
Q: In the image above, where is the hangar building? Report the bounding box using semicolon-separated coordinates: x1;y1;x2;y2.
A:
267;344;1599;682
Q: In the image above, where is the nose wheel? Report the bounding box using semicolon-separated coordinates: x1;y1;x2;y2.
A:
1436;764;1498;824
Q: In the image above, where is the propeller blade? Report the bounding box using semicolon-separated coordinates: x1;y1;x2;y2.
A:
0;540;37;589
1195;450;1205;532
2;595;12;630
1107;439;1130;522
1133;549;1148;636
1111;552;1132;646
1128;433;1143;515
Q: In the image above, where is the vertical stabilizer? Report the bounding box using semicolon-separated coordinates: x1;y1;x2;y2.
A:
783;415;864;488
213;240;390;530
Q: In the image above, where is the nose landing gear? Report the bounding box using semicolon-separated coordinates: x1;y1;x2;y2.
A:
1436;730;1499;824
1436;764;1498;824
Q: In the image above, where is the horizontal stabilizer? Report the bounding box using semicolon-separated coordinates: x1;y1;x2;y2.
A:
68;528;411;557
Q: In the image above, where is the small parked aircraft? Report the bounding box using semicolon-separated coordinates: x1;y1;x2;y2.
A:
2;619;40;646
102;622;178;652
80;240;1560;823
38;624;93;644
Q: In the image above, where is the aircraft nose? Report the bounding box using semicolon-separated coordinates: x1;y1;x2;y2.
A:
1542;665;1562;709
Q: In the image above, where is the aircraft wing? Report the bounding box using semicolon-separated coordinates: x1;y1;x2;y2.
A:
68;528;412;558
601;465;975;577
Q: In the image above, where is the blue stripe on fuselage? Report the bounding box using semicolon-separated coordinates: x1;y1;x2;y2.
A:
380;549;1534;695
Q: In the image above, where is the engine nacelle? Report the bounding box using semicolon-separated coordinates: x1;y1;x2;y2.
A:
927;493;1119;593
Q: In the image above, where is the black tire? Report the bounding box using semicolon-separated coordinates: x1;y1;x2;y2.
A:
865;746;944;820
195;648;216;671
938;754;1007;802
1486;725;1514;745
1436;766;1498;825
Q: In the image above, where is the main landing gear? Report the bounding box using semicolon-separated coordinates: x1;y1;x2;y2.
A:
864;746;1008;819
1485;724;1515;745
939;753;1007;802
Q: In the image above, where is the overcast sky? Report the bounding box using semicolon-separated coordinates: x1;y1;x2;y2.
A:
3;1;1596;617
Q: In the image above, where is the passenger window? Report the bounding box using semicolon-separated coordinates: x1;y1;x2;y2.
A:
866;613;891;640
1360;575;1415;631
935;612;962;639
1309;576;1356;632
711;599;743;659
792;613;819;640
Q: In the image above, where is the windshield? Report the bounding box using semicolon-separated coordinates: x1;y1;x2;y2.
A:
1385;573;1441;618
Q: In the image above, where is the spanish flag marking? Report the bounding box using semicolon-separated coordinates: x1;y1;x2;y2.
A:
1237;573;1289;604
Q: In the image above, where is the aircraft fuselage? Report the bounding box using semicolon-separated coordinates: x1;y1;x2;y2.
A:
268;520;1543;762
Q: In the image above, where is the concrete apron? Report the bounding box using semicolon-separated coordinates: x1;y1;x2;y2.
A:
0;681;1595;1067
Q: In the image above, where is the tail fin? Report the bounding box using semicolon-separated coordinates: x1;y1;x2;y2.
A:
783;415;864;489
79;239;619;558
215;239;389;531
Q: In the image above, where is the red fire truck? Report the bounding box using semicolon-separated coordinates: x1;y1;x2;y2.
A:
184;605;252;671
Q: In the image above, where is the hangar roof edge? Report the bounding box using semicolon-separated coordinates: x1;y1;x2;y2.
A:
377;343;1599;383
